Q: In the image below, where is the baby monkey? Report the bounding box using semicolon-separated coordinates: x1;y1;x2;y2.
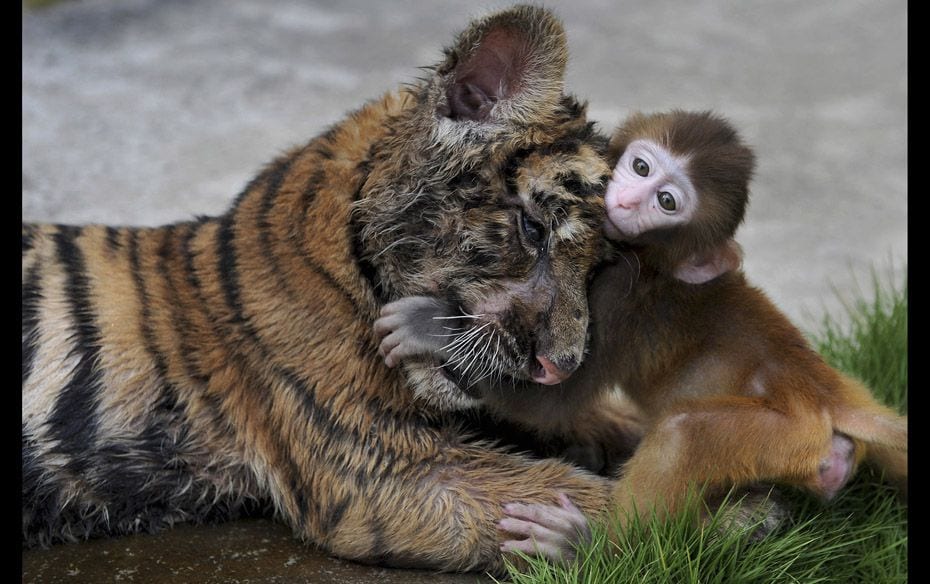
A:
375;110;907;561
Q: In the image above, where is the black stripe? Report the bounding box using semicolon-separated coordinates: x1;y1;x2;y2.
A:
289;475;309;532
315;143;334;160
225;364;310;531
558;95;586;120
347;156;387;306
129;230;171;377
104;226;121;253
558;171;602;199
299;168;323;211
180;219;240;390
534;189;560;210
253;155;365;348
256;157;296;291
230;155;291;213
215;148;301;329
159;224;208;384
351;158;373;203
216;213;247;326
538;120;607;159
316;123;339;148
348;218;386;304
22;224;36;255
368;515;390;563
539;137;581;157
321;496;350;534
48;226;103;471
253;160;364;338
22;260;42;384
502;147;534;194
297;235;365;308
129;227;188;426
180;221;244;431
246;147;378;355
180;218;208;302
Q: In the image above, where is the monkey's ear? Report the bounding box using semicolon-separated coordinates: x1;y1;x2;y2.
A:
673;239;743;284
438;6;567;123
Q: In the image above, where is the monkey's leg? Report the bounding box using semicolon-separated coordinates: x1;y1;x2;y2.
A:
829;374;907;495
609;398;850;529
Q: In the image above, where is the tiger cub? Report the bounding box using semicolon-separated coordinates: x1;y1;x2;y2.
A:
22;5;640;572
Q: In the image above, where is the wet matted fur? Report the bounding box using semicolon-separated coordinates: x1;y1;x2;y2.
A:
22;5;638;572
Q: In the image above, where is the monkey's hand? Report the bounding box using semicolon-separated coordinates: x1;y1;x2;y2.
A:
499;493;592;564
374;296;456;368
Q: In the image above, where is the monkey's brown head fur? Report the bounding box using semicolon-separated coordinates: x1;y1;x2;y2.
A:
608;110;756;269
353;6;610;410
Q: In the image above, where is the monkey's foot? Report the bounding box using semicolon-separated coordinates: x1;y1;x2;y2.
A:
817;433;856;500
707;485;789;542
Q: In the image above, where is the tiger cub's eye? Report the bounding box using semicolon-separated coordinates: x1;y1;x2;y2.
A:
521;212;546;246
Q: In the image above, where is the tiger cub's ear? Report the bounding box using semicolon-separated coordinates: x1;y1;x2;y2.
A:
437;5;568;124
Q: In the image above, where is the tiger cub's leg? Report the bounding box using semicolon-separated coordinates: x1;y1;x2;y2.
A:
333;445;612;573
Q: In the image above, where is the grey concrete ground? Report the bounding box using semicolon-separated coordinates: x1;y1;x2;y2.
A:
22;0;906;581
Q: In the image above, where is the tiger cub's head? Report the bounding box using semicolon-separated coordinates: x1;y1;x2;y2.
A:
354;5;610;410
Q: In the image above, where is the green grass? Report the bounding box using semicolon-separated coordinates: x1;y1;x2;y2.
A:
501;272;907;583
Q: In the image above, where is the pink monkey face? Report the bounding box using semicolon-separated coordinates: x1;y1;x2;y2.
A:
603;139;698;241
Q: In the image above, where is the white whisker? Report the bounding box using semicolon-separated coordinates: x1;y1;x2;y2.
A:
432;313;484;320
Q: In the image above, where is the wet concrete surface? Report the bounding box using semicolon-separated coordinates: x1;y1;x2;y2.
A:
22;518;494;584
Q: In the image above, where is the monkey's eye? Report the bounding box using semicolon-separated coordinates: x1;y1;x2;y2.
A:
632;158;650;177
657;191;677;212
521;212;547;247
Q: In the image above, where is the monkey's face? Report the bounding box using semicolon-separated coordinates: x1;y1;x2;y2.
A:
603;138;698;242
604;110;755;264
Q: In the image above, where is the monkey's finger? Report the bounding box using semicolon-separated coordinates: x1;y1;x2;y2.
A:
498;516;565;544
378;331;404;364
373;313;405;337
503;502;584;538
382;331;433;367
557;493;592;540
500;538;574;564
380;296;437;317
